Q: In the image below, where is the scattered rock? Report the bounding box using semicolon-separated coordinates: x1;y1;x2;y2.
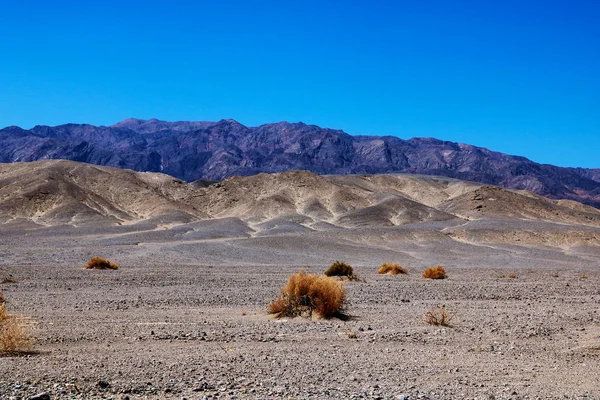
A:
28;393;51;400
97;380;110;389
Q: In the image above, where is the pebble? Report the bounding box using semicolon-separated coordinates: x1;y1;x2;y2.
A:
97;380;110;389
28;393;51;400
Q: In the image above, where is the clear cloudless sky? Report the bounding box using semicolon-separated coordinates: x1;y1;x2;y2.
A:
0;0;598;167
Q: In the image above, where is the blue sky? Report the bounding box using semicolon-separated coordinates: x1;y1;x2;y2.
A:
0;1;598;168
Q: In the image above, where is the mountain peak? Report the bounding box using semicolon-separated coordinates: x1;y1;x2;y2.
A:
215;118;245;127
109;118;215;134
111;118;157;128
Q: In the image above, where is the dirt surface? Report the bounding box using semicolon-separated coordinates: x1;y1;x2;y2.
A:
1;225;599;400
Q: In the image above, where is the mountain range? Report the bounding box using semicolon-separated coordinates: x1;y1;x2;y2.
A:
2;118;599;207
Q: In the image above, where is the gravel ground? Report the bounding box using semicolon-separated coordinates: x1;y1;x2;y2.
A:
1;225;600;400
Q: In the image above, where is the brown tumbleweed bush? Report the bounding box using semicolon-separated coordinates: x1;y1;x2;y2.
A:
324;261;356;280
498;274;517;279
424;304;454;327
85;256;119;270
268;270;346;319
0;304;33;354
422;265;446;279
378;263;408;275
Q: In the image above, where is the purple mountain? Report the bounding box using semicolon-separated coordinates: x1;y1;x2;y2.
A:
2;118;599;207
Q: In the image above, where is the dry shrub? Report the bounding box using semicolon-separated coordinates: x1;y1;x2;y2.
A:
85;257;119;270
0;290;4;304
324;261;356;280
424;304;454;327
268;270;346;319
422;265;446;279
1;276;17;284
0;304;33;354
378;263;408;275
498;274;517;279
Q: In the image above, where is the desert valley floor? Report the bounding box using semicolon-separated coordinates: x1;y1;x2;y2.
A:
0;161;599;399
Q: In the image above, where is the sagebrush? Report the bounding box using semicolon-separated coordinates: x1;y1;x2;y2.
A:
268;270;346;319
324;261;356;280
424;304;454;327
85;256;119;270
378;263;408;275
422;265;446;279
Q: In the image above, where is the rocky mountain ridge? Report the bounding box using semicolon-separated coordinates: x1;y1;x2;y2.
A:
2;118;599;207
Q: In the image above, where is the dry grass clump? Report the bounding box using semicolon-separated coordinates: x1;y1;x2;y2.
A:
0;303;33;354
324;261;355;278
268;270;347;319
378;263;408;275
85;256;119;270
346;330;358;339
424;304;454;327
498;274;517;279
1;276;17;284
422;265;447;279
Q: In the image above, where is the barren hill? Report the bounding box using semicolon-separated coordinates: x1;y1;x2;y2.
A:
0;160;207;227
441;185;600;225
2;160;600;236
1;119;599;207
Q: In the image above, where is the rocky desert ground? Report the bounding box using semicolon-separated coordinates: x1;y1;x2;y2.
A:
1;161;599;399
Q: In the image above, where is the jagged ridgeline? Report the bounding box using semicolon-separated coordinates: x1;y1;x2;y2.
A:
1;118;599;207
